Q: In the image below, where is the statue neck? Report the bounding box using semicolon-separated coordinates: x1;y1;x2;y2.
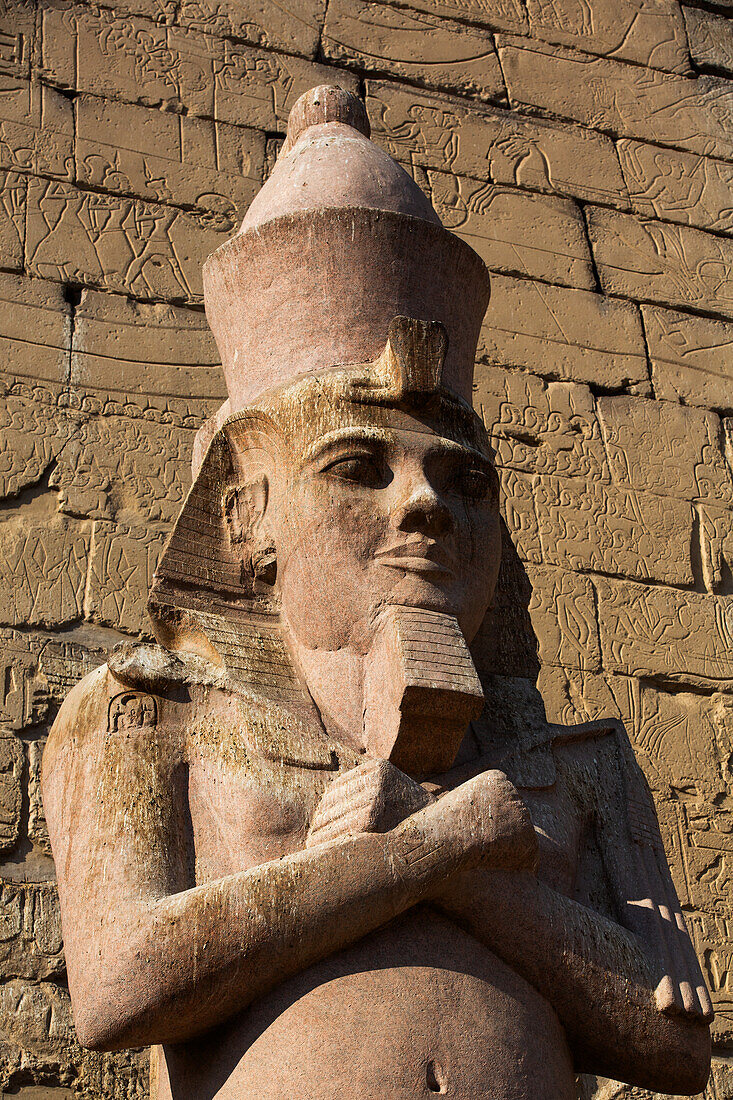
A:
286;637;367;756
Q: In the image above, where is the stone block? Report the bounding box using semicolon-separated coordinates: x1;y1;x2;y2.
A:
597;393;732;503
72;289;224;404
535;475;694;586
642;303;733;410
0;80;74;181
176;0;326;57
498;35;733;161
0;883;64;980
525;0;689;74
27;741;51;857
684;6;733;77
698;501;733;595
86;521;170;634
477;273;647;388
0;389;76;502
587;206;733;321
474;363;610;481
0;518;90;629
618;139;733;235
0;4;33;83
0;639;51;734
0;274;70;387
527;564;602;671
322;0;504;102
75;96;265;219
0;733;22;855
40;1;357;126
0;168;25;271
594;575;733;686
24;176;233;305
57;413;196;525
366;80;629;208
498;468;542;564
386;0;527;33
420;173;594;289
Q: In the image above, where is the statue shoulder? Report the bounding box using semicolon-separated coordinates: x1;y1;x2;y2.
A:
107;641;226;695
42;662;115;792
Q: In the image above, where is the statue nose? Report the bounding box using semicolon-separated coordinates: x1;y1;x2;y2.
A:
393;484;453;537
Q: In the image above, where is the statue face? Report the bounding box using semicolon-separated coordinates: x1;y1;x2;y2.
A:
266;404;500;652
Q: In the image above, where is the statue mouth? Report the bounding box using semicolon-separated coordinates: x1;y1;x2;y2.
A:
375;541;455;577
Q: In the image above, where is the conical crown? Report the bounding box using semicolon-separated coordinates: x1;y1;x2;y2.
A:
203;85;489;408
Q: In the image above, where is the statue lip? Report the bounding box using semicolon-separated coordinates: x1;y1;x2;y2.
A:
375;540;454;577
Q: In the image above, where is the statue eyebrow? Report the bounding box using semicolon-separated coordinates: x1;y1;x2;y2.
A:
301;426;390;462
301;426;489;465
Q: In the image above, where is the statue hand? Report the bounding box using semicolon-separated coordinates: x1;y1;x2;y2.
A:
306;759;434;848
428;770;539;876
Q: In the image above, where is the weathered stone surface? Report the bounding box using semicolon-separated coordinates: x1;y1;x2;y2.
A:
587;206;733;321
498;467;543;564
618;139;733;235
534;475;694;585
475;363;610;480
584;1055;733;1098
387;0;528;33
477;273;647;387
0;81;74;182
176;0;326;57
642;303;733;411
322;0;505;102
421;174;595;288
525;0;690;74
597;393;732;502
0;518;90;629
86;521;169;635
75;96;265;217
594;575;733;686
0;274;70;386
0;883;64;980
527;564;602;671
0;169;25;272
498;35;733;161
684;6;733;77
25;177;234;305
72;289;224;404
40;1;358;125
0;733;22;855
367;80;629;207
698;502;733;595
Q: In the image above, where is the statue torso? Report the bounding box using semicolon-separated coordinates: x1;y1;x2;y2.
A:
151;680;587;1100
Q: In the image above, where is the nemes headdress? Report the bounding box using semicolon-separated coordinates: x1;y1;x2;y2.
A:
149;85;491;711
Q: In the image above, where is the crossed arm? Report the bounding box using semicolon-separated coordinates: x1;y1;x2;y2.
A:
42;674;534;1051
43;672;710;1095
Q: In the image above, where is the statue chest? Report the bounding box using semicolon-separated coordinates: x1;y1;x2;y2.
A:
182;693;349;882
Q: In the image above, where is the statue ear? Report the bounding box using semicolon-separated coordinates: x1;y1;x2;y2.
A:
224;476;268;545
224;476;277;586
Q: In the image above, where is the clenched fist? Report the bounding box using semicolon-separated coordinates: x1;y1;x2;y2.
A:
307;759;433;848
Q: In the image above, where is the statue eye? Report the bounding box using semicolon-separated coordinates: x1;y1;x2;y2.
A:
322;453;387;488
452;464;496;502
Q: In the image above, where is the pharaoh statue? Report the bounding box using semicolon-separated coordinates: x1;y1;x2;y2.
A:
42;86;713;1100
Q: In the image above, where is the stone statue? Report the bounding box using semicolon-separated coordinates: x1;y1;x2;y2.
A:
42;86;713;1100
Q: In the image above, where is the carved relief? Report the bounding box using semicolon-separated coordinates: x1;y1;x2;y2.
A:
366;80;629;207
498;35;733;161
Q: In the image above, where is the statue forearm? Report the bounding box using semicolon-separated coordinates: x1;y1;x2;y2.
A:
434;869;710;1096
69;821;445;1049
67;772;527;1052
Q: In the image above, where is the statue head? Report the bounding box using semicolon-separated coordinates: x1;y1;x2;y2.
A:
149;86;496;770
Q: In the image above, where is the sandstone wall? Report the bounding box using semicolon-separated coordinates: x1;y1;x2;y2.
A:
1;0;732;1095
